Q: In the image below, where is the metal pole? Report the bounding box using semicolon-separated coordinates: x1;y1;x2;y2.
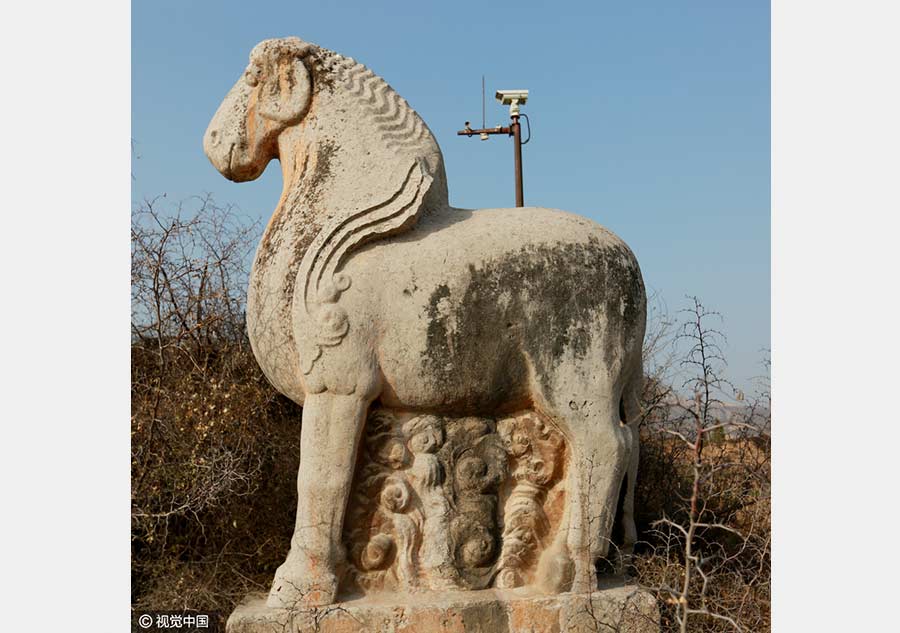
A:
457;113;525;207
512;115;524;207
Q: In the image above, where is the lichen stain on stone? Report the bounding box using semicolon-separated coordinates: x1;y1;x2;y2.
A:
422;237;644;405
309;50;338;93
304;137;338;207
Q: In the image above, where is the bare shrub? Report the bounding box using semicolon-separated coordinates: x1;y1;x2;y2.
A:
632;298;771;632
131;195;303;611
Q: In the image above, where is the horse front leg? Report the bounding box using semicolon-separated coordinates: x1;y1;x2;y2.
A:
267;391;370;608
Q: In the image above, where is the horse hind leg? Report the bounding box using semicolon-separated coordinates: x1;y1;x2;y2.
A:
532;379;631;594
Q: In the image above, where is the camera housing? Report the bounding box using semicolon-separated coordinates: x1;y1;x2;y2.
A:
495;90;529;116
495;90;529;105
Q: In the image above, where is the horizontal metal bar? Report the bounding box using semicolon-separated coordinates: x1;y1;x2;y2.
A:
457;126;511;136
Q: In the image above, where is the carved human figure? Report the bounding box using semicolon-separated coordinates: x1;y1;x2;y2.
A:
379;477;419;590
402;415;458;589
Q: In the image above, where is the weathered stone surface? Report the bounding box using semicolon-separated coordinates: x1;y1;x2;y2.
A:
204;35;649;616
227;583;659;633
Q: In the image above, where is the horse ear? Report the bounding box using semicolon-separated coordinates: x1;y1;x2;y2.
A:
258;55;312;123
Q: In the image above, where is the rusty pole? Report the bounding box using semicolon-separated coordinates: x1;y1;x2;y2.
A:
457;116;525;207
511;114;524;207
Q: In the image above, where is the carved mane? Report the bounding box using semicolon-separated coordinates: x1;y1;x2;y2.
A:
282;45;447;373
307;48;440;156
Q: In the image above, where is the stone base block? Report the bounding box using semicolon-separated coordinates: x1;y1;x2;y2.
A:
227;582;659;633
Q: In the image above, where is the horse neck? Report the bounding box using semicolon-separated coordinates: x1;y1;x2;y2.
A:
275;50;448;231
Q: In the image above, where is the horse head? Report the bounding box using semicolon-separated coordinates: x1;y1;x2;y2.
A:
204;37;313;182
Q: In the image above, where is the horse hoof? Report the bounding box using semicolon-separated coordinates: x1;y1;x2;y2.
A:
266;563;338;609
535;546;575;594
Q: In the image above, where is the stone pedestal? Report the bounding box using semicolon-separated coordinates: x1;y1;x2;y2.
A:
227;581;659;633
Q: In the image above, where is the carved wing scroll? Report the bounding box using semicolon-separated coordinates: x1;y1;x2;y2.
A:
294;158;434;373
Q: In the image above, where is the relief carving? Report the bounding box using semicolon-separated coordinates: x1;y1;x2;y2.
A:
341;408;567;597
496;412;566;588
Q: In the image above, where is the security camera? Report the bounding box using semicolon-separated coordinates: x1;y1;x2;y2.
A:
495;89;529;116
495;90;528;116
495;90;529;106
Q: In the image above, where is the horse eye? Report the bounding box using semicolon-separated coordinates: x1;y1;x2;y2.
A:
244;66;260;87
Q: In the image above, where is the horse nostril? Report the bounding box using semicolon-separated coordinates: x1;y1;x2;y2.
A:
208;129;220;146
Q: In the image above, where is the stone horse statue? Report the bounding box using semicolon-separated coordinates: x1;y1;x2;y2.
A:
204;37;646;608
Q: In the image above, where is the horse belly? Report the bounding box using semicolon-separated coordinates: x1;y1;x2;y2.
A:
377;312;531;414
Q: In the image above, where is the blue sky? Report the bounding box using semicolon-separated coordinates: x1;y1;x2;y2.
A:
132;0;770;391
